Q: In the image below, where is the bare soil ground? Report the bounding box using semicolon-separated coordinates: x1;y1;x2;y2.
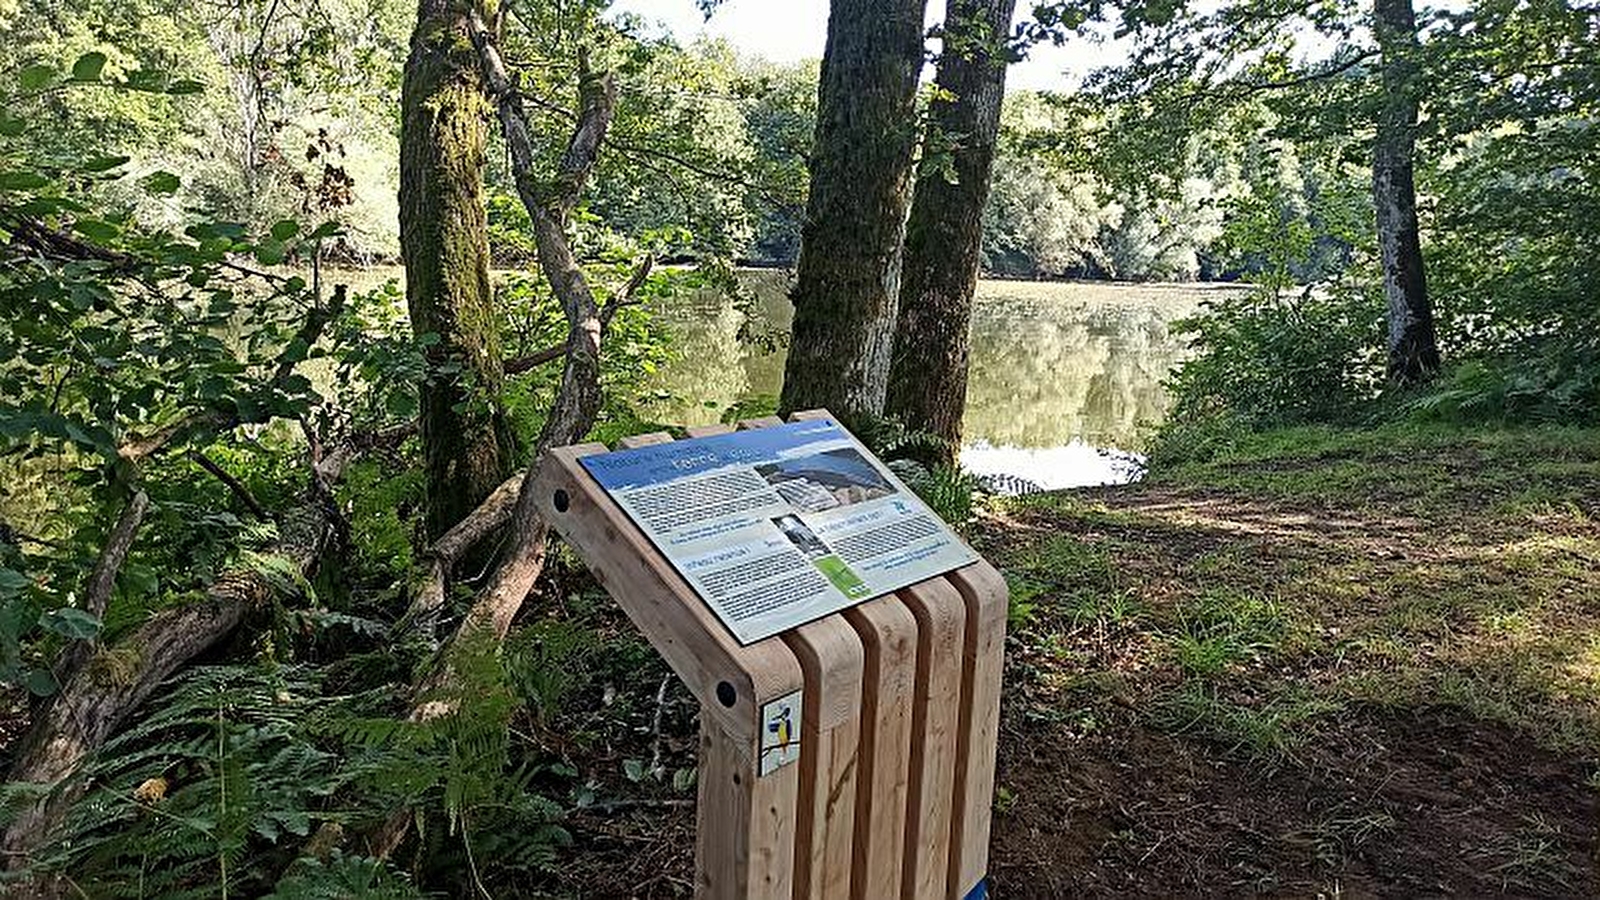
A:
982;426;1600;898
551;425;1600;897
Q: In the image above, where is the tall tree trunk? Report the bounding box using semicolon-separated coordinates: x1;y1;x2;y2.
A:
400;0;512;539
886;0;1017;461
779;0;929;423
1373;0;1440;386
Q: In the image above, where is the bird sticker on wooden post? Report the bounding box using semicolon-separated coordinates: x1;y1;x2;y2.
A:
758;690;802;775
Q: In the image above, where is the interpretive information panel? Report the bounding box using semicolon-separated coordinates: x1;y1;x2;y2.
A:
580;418;979;644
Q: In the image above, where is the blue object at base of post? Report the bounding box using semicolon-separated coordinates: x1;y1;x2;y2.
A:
962;878;989;900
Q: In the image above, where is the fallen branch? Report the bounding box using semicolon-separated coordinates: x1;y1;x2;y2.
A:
0;409;374;878
119;286;347;463
648;673;672;781
366;11;622;860
189;451;269;519
1;470;344;874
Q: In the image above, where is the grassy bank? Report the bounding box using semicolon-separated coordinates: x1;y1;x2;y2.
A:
979;423;1600;896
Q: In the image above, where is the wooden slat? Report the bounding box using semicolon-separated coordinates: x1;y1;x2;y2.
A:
687;422;737;438
781;615;863;900
695;713;801;900
736;414;864;900
539;433;804;900
897;578;967;900
843;596;918;900
943;560;1009;899
537;444;802;743
618;431;674;449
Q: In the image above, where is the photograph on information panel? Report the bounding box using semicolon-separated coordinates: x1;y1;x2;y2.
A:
578;419;978;644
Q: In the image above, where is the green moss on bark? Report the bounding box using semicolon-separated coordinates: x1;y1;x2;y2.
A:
400;0;513;539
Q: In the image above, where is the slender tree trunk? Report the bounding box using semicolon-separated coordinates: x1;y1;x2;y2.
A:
1373;0;1440;386
400;0;512;539
886;0;1017;461
779;0;929;423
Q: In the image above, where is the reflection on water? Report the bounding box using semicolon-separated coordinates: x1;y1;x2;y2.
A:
637;272;1249;489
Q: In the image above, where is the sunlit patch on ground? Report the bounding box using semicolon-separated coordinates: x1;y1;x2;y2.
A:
979;424;1600;897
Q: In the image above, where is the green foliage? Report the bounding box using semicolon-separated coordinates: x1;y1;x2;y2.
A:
267;853;423;899
887;459;982;529
851;415;984;527
24;656;573;896
1408;352;1600;426
34;666;407;896
1161;283;1384;430
505;619;598;727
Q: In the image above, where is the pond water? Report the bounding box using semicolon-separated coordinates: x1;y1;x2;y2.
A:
637;272;1250;490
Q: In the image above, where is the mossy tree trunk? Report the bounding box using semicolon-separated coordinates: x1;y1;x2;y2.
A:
400;0;512;539
1373;0;1441;386
886;0;1017;463
779;0;929;424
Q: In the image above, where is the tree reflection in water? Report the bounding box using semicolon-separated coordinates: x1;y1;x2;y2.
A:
637;273;1249;488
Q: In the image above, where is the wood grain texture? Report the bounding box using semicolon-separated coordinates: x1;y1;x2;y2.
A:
741;411;866;900
694;713;801;900
843;595;919;900
617;431;674;449
535;444;802;745
782;615;865;900
898;578;967;900
539;434;803;899
546;412;1008;900
943;560;1009;898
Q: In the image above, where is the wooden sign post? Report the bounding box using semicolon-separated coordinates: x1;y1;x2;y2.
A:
535;411;1007;900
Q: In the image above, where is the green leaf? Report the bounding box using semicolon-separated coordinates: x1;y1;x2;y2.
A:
141;170;181;195
82;154;130;173
255;239;287;266
281;336;310;364
270;219;300;241
672;766;696;792
18;64;55;92
73;218;120;242
0;568;30;598
622;758;645;782
166;79;204;95
70;52;107;82
122;69;166;92
0;171;48;191
41;608;101;640
0;110;24;137
23;668;57;697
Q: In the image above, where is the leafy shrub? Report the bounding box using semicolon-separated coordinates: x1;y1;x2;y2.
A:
1408;347;1600;426
1163;283;1385;430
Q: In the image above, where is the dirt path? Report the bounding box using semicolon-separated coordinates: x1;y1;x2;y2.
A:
982;428;1600;897
548;426;1600;897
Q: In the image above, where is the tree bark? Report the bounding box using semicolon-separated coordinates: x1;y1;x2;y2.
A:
364;18;624;858
1;483;341;877
400;0;513;540
779;0;930;423
1373;0;1440;386
886;0;1018;462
